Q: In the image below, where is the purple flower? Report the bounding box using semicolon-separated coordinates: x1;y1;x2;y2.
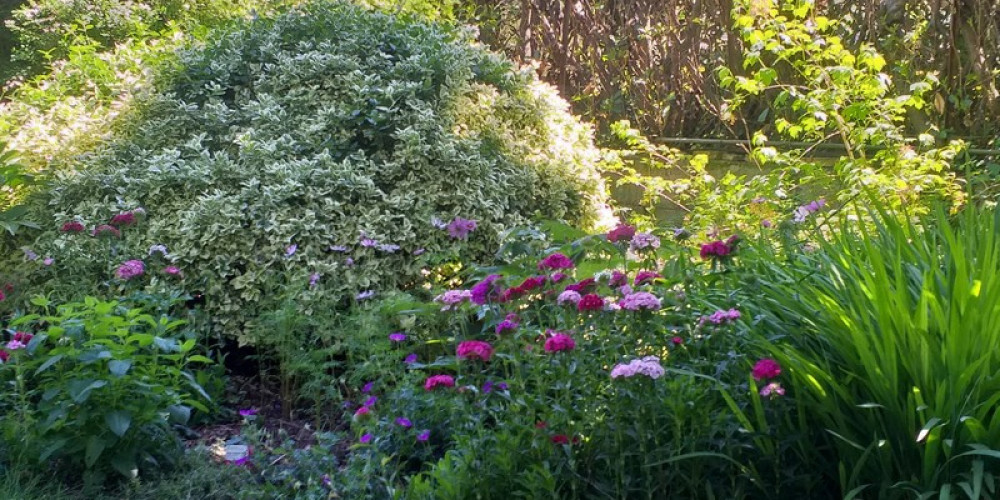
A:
360;237;378;247
760;382;786;398
630;232;661;251
22;248;38;261
417;430;430;442
356;290;375;301
285;244;298;257
363;396;378;407
389;332;407;342
537;253;574;271
329;245;349;252
345;257;355;267
413;248;426;256
470;274;502;305
115;260;146;281
446;217;478;240
43;258;54;266
377;243;400;253
309;273;321;288
761;219;773;228
362;381;374;393
495;319;518;335
395;417;413;429
239;408;258;417
360;433;373;444
404;353;418;364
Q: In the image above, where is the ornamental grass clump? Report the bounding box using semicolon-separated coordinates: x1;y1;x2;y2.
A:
752;205;1000;497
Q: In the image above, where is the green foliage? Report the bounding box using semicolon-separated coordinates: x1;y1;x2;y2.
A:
0;297;214;487
11;1;606;342
721;0;965;215
2;0;288;82
748;205;1000;497
0;141;38;236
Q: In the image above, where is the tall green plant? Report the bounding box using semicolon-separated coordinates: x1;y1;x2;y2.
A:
749;205;1000;498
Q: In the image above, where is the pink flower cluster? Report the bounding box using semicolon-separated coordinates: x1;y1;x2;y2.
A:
435;289;472;310
457;340;493;361
537;253;574;271
544;332;576;353
610;356;665;380
630;232;660;251
793;199;826;223
61;221;85;233
447;217;478;240
424;374;456;391
557;290;582;306
115;260;145;280
499;275;547;302
701;308;741;325
619;292;661;311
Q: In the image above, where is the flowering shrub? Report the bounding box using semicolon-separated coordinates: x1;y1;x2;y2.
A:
6;1;608;343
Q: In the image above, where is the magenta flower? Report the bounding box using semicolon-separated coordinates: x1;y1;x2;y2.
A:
389;332;407;342
115;260;145;280
609;270;628;287
163;266;182;277
362;381;374;393
752;358;782;380
417;430;430;442
544;332;576;353
700;240;732;260
395;417;413;429
457;340;493;362
354;406;372;419
61;221;85;233
447;217;478;240
671;336;684;345
424;374;456;391
360;433;373;444
537;253;574;271
701;308;741;325
404;353;418;364
239;408;258;417
363;396;377;407
564;278;597;293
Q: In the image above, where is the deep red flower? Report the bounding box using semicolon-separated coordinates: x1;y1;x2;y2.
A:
0;350;8;363
607;224;636;243
565;278;597;293
60;221;85;233
700;240;732;260
576;293;605;312
109;212;136;227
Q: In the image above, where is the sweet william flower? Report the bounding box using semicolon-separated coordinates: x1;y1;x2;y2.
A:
557;290;582;305
395;417;413;429
607;224;636;243
760;382;786;397
537;253;574;271
544;332;575;353
447;217;477;240
93;224;121;238
0;350;8;363
115;260;145;280
424;374;455;391
576;293;605;312
470;275;502;305
752;359;782;380
389;332;407;342
109;212;136;227
61;221;85;233
457;340;493;361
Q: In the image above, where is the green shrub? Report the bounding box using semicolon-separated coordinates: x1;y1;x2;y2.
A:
748;205;1000;497
10;1;606;343
0;296;213;487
